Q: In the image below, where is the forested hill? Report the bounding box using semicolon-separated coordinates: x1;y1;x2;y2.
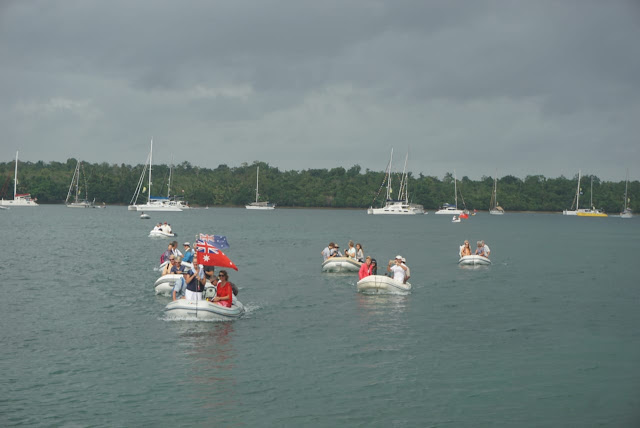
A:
0;159;637;213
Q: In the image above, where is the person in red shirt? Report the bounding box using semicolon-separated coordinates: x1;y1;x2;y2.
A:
359;256;373;280
212;270;233;307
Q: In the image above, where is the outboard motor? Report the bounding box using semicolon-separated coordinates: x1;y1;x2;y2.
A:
203;284;216;300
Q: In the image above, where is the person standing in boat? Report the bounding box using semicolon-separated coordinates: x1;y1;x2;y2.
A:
160;243;173;264
212;270;233;307
359;256;374;280
387;255;407;282
183;264;203;301
182;242;194;264
401;257;411;284
170;241;182;258
355;243;365;263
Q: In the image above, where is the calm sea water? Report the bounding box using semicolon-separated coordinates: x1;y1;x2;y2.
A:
1;206;639;427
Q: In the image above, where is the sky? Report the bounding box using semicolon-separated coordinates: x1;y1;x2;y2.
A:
1;0;639;181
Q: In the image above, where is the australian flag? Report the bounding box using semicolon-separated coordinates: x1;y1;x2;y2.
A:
199;233;230;249
195;238;238;270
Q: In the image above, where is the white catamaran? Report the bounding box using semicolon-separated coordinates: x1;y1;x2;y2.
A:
65;161;95;208
128;140;182;212
367;149;424;215
489;173;505;215
0;151;39;207
245;166;275;210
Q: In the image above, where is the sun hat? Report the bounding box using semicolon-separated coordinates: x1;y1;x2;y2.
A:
183;242;190;246
395;255;402;259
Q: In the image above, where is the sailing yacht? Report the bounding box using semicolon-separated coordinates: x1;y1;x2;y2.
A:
128;140;182;212
367;149;424;215
563;170;581;215
0;151;39;207
620;170;632;218
435;171;463;215
65;161;95;208
245;166;275;210
489;174;505;215
576;176;607;217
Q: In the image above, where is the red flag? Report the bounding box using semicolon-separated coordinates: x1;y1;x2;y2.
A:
196;239;238;270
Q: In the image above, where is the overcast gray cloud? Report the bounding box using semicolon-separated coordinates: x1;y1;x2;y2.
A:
1;0;639;180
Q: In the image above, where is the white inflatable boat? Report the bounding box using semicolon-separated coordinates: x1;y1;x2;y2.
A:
149;229;175;237
458;255;491;266
321;257;362;273
164;296;245;321
356;275;412;294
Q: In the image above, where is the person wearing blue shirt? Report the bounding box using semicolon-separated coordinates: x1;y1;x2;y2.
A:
182;242;194;263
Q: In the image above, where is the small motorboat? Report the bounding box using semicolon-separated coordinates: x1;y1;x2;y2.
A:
149;229;176;237
321;257;362;273
452;216;460;223
164;295;245;321
140;212;151;219
458;255;491;266
356;275;411;294
459;212;469;219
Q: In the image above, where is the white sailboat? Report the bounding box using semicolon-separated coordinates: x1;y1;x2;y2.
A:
65;161;94;208
0;151;39;207
246;166;275;210
367;149;424;215
489;173;505;215
128;140;182;212
620;169;632;218
563;170;581;215
435;170;463;215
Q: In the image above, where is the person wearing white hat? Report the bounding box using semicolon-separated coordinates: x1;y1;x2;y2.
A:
387;255;408;282
182;242;194;264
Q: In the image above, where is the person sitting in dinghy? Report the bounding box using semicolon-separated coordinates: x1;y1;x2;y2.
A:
211;270;233;307
359;256;374;280
460;240;472;257
475;241;487;257
162;256;179;275
330;244;343;258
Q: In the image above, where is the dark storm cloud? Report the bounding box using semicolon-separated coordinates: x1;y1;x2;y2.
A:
0;0;639;180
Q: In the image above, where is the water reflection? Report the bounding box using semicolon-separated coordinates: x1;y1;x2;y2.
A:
171;322;239;416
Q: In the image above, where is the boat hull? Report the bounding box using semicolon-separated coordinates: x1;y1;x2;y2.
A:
489;210;504;215
321;257;362;272
154;274;184;295
576;209;608;217
435;207;463;215
458;255;491;266
164;299;245;321
149;230;175;237
245;203;275;210
357;275;411;293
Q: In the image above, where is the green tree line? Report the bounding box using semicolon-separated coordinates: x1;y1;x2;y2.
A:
0;159;637;213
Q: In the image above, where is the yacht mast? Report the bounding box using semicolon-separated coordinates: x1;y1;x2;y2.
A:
255;166;260;203
454;170;458;209
148;139;153;203
13;151;18;198
576;170;581;210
